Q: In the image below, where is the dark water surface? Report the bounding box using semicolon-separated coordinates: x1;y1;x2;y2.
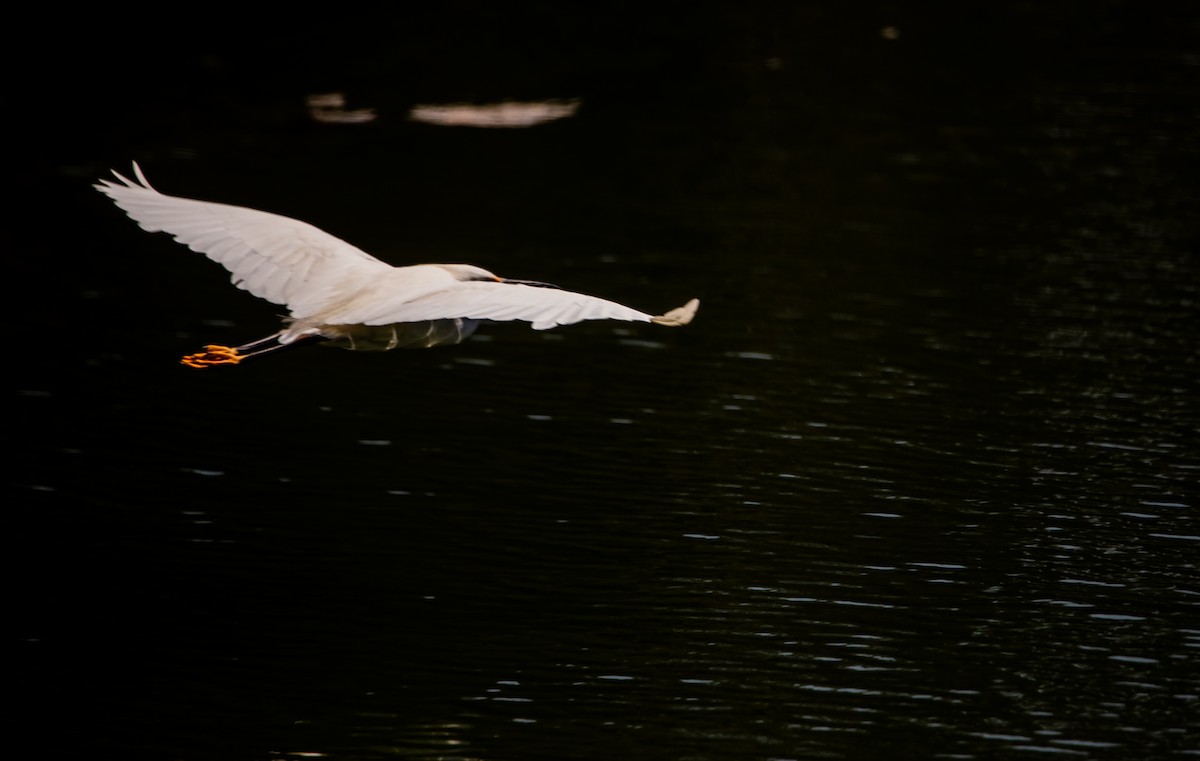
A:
11;4;1199;760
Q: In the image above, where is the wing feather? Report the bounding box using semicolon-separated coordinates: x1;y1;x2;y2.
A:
95;164;392;317
97;164;701;334
360;281;656;330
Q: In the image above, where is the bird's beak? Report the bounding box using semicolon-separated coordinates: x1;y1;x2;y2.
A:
499;277;561;289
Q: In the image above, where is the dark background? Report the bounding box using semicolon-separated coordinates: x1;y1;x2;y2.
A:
10;3;1199;760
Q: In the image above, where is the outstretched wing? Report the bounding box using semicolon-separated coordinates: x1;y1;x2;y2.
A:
359;280;697;330
95;163;393;318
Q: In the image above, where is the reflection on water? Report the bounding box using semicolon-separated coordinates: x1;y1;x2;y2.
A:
306;92;378;124
12;3;1200;760
409;99;581;128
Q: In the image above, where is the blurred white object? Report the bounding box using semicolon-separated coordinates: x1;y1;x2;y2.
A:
409;99;580;128
95;163;698;368
306;92;377;124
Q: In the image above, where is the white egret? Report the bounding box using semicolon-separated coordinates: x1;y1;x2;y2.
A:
95;164;699;368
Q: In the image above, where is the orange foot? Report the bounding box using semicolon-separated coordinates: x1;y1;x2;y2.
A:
181;344;244;369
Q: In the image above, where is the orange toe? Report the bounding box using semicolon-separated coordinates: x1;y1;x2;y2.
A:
180;345;243;368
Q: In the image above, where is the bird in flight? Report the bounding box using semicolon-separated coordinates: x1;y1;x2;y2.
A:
96;164;699;368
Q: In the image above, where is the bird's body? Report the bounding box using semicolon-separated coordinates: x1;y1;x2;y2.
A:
94;164;698;367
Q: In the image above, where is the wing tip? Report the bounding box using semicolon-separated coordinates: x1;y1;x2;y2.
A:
93;160;156;195
651;297;699;327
